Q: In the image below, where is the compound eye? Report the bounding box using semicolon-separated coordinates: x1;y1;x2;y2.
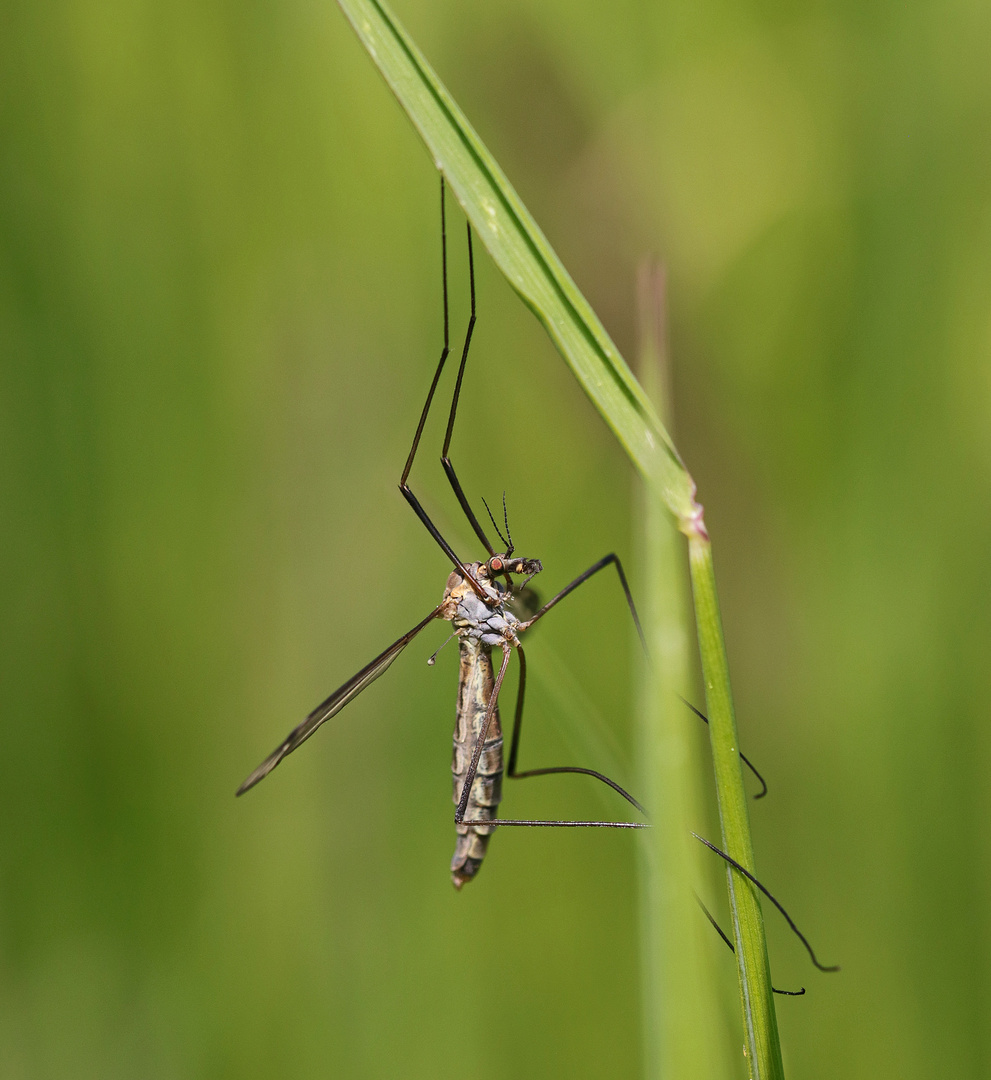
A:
489;557;504;573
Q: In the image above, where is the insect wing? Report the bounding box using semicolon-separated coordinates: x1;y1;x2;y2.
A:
236;605;443;795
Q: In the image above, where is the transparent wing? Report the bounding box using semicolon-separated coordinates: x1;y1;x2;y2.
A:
236;605;443;795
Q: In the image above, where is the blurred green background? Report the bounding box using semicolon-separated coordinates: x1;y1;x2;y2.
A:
2;0;990;1076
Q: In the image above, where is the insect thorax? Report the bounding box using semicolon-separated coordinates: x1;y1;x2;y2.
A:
440;565;520;647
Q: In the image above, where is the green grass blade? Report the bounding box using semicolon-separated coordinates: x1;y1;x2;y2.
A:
335;1;785;1075
635;264;735;1080
337;0;696;523
689;538;784;1080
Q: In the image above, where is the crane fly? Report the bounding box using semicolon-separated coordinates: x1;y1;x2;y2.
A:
236;179;839;985
237;178;649;887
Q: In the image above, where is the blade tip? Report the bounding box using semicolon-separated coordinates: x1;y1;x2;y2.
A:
235;775;258;797
235;760;275;796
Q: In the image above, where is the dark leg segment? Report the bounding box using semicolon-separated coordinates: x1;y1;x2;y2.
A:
694;894;806;996
506;645;647;814
457;645;648;831
455;646;513;823
439;225;496;556
490;554;651;822
480;819;648;827
398;178;485;597
521;553;646;652
679;696;768;799
399;177;449;490
693;833;840;973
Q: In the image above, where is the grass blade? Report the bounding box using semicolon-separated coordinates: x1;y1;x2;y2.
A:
688;539;784;1078
635;263;735;1080
335;1;786;1075
337;0;696;523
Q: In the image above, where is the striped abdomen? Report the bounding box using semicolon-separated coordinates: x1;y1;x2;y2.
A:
450;636;503;888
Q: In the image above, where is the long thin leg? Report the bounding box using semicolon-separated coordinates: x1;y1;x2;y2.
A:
693;833;840;973
469;654;832;968
490;553;650;819
399;177;449;495
481;819;649;827
470;668;830;972
439;224;496;556
507;561;767;801
470;661;831;973
457;645;647;830
679;696;768;799
517;555;770;801
398;178;485;597
694;894;806;996
455;645;513;822
506;644;647;813
521;553;646;651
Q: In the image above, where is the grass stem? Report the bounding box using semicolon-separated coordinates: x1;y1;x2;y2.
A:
636;262;734;1080
688;536;783;1079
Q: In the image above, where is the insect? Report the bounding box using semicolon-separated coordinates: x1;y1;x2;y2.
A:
237;179;650;887
236;180;838;987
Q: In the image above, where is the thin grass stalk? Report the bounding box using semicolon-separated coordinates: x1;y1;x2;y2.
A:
688;538;783;1079
636;264;734;1080
334;0;785;1073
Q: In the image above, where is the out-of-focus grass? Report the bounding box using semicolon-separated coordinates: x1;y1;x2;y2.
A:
2;1;991;1079
635;262;736;1080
